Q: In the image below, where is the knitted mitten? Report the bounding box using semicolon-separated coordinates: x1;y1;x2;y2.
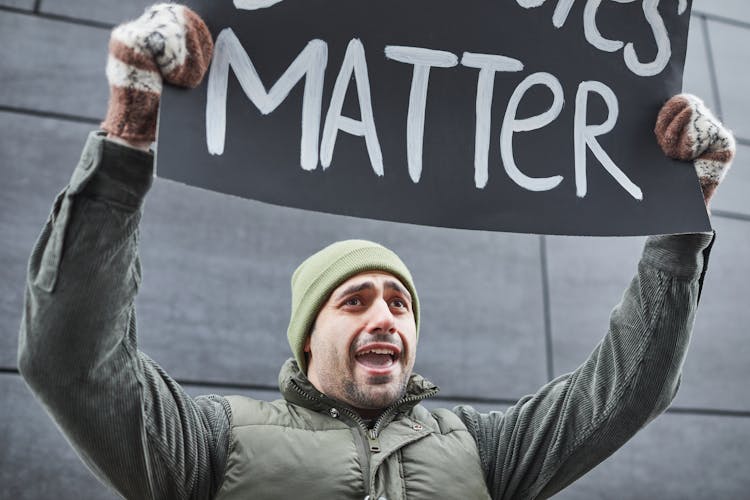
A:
655;93;736;204
101;3;213;143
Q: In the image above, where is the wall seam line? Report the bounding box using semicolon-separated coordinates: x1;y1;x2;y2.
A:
0;4;113;29
4;368;750;417
699;14;724;119
540;235;555;380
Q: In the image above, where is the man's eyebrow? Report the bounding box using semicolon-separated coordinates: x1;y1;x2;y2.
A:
334;281;375;301
385;280;412;303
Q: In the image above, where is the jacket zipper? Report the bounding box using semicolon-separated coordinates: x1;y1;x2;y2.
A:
289;381;439;495
363;389;438;494
289;382;375;495
351;426;372;496
371;388;438;437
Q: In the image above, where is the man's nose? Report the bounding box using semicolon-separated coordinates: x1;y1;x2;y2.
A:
367;298;397;333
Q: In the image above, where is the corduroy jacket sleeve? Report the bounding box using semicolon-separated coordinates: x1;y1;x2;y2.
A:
18;132;232;500
454;231;714;499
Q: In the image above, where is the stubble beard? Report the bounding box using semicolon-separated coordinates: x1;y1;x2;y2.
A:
310;331;413;412
341;371;409;411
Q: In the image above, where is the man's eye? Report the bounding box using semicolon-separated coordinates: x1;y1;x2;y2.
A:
390;299;407;309
345;297;362;306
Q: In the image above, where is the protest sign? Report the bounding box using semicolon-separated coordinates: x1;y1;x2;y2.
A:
157;0;710;235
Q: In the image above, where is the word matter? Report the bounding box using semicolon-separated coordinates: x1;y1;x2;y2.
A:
206;31;643;200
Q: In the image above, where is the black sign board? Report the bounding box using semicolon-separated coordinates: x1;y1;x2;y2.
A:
157;0;710;235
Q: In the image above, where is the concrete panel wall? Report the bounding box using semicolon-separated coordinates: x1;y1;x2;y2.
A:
1;2;748;498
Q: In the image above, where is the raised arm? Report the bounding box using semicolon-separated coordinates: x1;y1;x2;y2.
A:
455;94;735;499
17;5;227;499
456;231;713;498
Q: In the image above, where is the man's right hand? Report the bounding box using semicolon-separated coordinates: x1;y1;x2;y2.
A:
101;3;214;150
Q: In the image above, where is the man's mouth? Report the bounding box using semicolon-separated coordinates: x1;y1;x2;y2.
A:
354;343;401;372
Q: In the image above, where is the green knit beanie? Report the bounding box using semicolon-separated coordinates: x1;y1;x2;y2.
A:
287;239;420;373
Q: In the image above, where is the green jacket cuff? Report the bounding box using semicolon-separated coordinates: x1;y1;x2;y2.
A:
73;131;154;209
642;231;715;280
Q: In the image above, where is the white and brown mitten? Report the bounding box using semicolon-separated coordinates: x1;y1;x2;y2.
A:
101;3;213;144
655;93;736;205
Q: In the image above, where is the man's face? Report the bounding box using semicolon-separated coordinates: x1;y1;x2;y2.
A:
304;271;417;416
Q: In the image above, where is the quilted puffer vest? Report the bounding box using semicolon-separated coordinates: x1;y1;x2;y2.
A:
214;360;491;499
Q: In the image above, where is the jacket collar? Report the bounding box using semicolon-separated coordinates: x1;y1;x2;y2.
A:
278;358;439;420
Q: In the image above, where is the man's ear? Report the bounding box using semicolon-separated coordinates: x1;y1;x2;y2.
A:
303;335;312;368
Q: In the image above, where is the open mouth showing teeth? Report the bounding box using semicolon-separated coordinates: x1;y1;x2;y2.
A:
355;347;399;369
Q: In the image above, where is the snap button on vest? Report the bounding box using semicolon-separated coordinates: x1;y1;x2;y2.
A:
412;423;423;431
329;408;340;418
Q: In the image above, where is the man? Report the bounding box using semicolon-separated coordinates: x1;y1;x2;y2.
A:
18;4;735;499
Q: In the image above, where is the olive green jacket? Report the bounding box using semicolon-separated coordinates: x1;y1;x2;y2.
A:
216;360;489;499
19;132;714;499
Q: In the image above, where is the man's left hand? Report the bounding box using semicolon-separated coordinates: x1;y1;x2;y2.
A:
655;94;736;207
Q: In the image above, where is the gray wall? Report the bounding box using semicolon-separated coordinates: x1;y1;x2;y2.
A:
1;1;748;498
